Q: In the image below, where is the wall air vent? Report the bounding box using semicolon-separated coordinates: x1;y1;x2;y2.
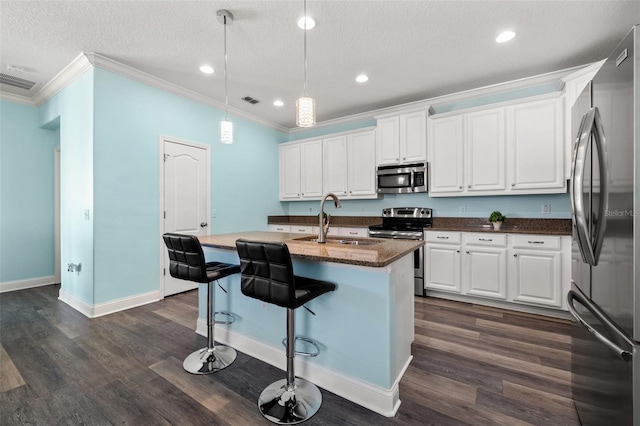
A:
0;73;36;90
242;96;260;105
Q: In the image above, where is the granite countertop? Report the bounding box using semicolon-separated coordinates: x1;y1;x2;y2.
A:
268;215;572;236
428;217;572;236
199;231;423;268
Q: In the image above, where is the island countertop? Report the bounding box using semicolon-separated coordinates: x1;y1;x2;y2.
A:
198;231;423;267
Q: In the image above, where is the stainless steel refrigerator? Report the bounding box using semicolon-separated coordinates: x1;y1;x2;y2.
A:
569;25;638;425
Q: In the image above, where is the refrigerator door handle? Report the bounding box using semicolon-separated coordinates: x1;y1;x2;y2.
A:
567;288;633;362
571;111;596;265
591;107;609;265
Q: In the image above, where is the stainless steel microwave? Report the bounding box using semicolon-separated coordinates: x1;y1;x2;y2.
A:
377;162;428;194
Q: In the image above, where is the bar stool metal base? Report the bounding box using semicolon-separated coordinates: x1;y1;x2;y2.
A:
258;378;322;424
183;345;237;375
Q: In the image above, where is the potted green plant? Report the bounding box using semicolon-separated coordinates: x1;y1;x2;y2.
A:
488;211;506;230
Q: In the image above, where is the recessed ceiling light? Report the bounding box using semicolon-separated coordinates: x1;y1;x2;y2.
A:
199;65;214;74
355;74;369;83
297;16;316;30
496;30;516;43
273;100;284;107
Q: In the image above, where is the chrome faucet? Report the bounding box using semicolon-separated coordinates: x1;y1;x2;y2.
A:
318;193;342;243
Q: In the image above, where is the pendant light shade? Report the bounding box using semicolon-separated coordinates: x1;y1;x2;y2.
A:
296;0;316;128
296;97;316;127
217;9;233;144
220;120;233;144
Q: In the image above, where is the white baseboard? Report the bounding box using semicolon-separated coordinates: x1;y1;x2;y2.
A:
59;289;161;318
0;276;56;293
196;319;403;417
58;289;94;317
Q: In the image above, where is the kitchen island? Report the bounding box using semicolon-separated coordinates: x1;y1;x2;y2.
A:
195;231;422;417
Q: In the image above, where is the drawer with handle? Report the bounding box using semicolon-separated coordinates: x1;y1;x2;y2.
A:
464;233;507;247
510;235;561;250
424;231;461;244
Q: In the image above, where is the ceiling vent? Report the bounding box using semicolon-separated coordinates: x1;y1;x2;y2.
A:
0;73;36;90
242;96;260;105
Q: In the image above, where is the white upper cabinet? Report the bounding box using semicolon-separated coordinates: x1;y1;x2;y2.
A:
376;110;427;166
279;144;301;199
323;130;377;198
428;95;566;197
465;108;506;192
400;111;428;163
322;135;348;197
428;114;464;194
346;130;377;197
281;128;377;202
300;140;324;198
279;139;322;200
506;97;565;191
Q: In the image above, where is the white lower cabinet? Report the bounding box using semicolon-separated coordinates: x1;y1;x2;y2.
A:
425;231;571;312
268;224;291;233
509;235;565;309
463;234;507;300
425;232;462;293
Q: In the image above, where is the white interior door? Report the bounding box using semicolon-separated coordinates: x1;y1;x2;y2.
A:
162;139;210;296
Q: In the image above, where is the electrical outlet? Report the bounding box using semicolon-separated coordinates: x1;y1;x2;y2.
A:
542;204;551;214
459;206;466;213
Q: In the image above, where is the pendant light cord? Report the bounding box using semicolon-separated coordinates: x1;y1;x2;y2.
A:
303;0;307;97
224;15;229;121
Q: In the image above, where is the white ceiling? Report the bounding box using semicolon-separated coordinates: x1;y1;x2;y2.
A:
1;1;639;129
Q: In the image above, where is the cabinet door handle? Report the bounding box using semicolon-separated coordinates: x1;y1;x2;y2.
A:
514;254;518;257
459;186;462;189
468;185;471;189
437;236;449;239
456;250;460;253
528;241;545;244
479;238;492;242
200;222;208;228
349;232;358;235
511;183;515;187
466;251;470;254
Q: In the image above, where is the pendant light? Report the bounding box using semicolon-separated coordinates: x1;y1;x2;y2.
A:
217;9;233;144
296;0;316;127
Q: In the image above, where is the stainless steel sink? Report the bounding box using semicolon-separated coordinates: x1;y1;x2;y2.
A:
293;236;382;246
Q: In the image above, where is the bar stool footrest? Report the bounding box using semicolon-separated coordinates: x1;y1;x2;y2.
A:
281;336;320;357
214;311;236;325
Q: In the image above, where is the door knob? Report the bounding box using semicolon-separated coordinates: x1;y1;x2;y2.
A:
200;222;208;228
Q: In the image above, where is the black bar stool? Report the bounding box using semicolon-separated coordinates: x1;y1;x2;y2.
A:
235;239;336;424
163;233;240;374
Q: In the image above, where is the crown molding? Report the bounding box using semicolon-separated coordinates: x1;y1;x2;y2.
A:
561;59;606;82
32;53;93;106
86;53;288;133
0;92;34;106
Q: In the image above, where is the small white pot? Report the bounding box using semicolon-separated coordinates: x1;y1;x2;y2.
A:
492;221;502;230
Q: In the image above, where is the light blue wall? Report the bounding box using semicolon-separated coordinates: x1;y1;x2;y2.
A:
92;68;286;304
0;101;58;282
286;192;571;219
39;69;95;304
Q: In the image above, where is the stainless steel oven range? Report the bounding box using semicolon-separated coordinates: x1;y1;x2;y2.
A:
368;207;432;296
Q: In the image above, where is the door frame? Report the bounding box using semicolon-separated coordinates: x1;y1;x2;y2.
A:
54;147;61;283
158;135;211;299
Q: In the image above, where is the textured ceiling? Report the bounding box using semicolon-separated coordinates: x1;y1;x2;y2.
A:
1;1;639;129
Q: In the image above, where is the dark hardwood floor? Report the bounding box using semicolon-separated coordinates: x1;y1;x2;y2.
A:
0;285;579;425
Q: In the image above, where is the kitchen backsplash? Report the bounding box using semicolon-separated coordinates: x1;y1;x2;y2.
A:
284;192;571;219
